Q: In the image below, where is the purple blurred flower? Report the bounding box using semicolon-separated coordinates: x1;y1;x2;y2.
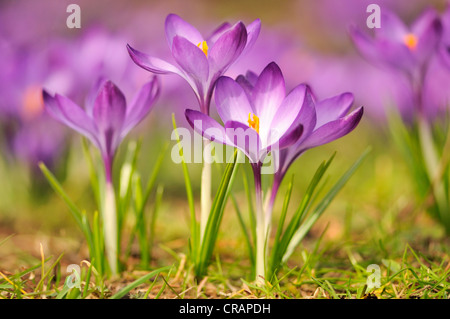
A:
350;8;442;76
43;78;160;182
184;62;305;165
350;8;445;121
127;13;261;115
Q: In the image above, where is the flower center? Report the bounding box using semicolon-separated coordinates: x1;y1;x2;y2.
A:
22;85;44;119
403;33;418;50
197;41;208;57
248;113;260;134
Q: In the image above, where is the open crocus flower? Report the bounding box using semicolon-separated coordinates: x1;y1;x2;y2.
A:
350;8;442;76
127;13;261;115
43;77;159;182
185;62;305;167
185;62;307;282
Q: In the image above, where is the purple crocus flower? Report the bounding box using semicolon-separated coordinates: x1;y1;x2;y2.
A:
43;77;159;275
350;8;442;77
232;69;363;225
127;13;261;115
185;62;306;281
42;77;159;182
185;62;305;167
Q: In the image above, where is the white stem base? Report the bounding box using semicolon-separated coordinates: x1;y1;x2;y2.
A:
104;182;118;275
200;140;212;242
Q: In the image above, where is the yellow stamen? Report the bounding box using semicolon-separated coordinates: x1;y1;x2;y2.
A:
197;41;208;57
403;33;418;50
22;85;44;119
248;113;260;134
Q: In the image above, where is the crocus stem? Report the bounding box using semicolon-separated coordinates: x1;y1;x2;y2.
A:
418;115;450;229
200;139;212;242
253;164;265;283
104;181;118;275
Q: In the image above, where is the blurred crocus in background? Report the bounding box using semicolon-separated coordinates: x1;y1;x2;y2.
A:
351;6;450;234
43;77;160;274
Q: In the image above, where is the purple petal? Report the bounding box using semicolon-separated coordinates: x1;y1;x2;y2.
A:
413;9;443;63
172;35;209;85
253;62;286;139
277;123;303;150
235;70;258;99
242;19;261;55
224;120;261;163
207;22;231;45
375;10;409;41
350;26;383;65
300;107;364;150
215;76;254;125
185;109;227;145
127;44;186;77
209;22;247;76
315;92;354;127
43;90;100;148
269;84;308;143
165;13;203;49
122;77;160;137
93;81;127;156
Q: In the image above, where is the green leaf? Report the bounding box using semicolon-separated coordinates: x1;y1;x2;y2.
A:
39;162;95;255
172;114;199;261
282;148;371;263
110;266;172;299
195;150;239;278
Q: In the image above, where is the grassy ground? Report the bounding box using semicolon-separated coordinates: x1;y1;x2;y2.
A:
0;120;449;299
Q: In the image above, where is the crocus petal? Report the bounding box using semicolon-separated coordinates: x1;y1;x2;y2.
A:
413;9;443;63
172;35;209;85
224;120;261;163
315;92;354;127
300;107;364;151
268;84;308;145
253;62;286;140
43;90;100;148
93;81;127;156
215;76;254;125
127;44;186;77
349;26;382;65
278;85;316;147
235;70;258;99
207;22;231;45
85;77;107;117
165;13;203;48
122;77;160;137
375;10;409;41
277;123;303;150
185;109;227;145
209;22;247;76
242;19;261;55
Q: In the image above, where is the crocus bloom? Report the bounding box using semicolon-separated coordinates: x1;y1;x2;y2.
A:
43;77;160;182
185;62;305;167
43;78;159;275
185;62;307;282
350;8;442;77
127;13;261;115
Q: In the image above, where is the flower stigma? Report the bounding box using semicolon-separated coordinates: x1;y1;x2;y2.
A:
403;33;418;50
248;113;260;134
197;41;209;57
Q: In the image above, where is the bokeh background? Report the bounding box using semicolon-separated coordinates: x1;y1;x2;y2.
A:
0;0;448;274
